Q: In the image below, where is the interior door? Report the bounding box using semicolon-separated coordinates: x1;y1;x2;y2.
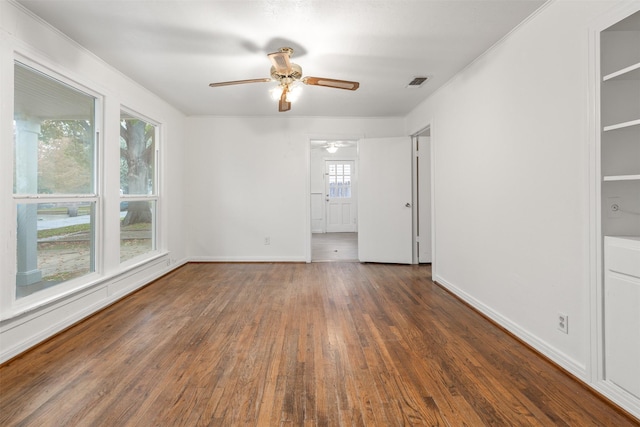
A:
358;137;413;263
325;160;357;232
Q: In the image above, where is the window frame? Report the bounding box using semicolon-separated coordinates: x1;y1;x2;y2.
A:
10;55;104;309
327;160;353;199
118;106;161;266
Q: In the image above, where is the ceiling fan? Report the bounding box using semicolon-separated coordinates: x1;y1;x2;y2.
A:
209;47;360;112
315;140;354;153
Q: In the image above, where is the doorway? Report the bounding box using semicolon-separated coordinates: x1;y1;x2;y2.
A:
308;131;433;265
310;139;358;262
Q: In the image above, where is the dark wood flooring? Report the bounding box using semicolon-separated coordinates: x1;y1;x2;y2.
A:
0;262;637;426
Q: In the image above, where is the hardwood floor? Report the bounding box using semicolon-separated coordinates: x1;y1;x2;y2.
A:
1;263;637;426
312;232;358;262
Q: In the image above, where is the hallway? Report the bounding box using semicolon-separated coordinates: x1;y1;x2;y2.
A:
311;232;358;262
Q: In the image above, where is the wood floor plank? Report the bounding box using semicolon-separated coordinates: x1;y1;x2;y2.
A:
1;262;638;426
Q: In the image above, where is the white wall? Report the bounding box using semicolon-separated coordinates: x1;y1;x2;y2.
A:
185;116;403;261
406;0;628;405
0;2;186;362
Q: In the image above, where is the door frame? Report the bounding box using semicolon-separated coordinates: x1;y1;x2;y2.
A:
305;127;436;266
306;134;362;263
411;126;434;266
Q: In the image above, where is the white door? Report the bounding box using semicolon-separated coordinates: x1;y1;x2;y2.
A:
325;160;357;232
358;137;413;264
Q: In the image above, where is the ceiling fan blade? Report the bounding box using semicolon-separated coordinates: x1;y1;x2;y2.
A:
268;50;292;75
209;78;271;87
279;87;291;112
302;77;359;90
279;98;291;112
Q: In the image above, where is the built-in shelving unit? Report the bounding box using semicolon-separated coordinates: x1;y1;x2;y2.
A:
603;175;640;182
603;61;640;81
600;10;640;237
599;8;640;404
603;118;640;131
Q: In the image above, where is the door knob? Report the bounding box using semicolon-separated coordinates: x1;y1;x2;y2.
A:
405;202;411;207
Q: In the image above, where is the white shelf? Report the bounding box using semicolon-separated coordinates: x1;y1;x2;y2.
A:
603;62;640;81
605;236;640;243
603;174;640;182
603;119;640;132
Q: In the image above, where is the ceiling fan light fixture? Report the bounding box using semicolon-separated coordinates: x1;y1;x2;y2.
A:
286;84;302;102
271;83;302;103
269;85;284;101
326;143;338;154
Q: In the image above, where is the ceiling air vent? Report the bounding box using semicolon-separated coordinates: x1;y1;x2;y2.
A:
406;76;429;88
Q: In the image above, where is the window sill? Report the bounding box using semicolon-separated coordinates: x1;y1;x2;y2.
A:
2;251;170;322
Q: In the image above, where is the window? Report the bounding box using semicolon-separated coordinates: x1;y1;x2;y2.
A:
13;61;99;298
119;111;158;263
328;162;352;198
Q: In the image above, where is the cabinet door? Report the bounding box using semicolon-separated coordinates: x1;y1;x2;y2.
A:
605;272;640;399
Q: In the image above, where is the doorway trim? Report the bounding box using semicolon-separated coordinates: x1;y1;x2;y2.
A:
306;134;363;263
411;123;435;271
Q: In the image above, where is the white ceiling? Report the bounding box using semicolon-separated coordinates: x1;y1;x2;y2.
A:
16;0;546;117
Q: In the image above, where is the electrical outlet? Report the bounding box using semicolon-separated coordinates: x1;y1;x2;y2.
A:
264;236;270;245
557;313;568;334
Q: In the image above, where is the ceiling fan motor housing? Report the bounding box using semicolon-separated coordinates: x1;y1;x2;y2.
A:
271;63;303;83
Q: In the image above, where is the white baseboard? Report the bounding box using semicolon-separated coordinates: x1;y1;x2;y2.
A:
190;256;307;263
435;273;640;420
592;380;640;420
433;273;587;379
